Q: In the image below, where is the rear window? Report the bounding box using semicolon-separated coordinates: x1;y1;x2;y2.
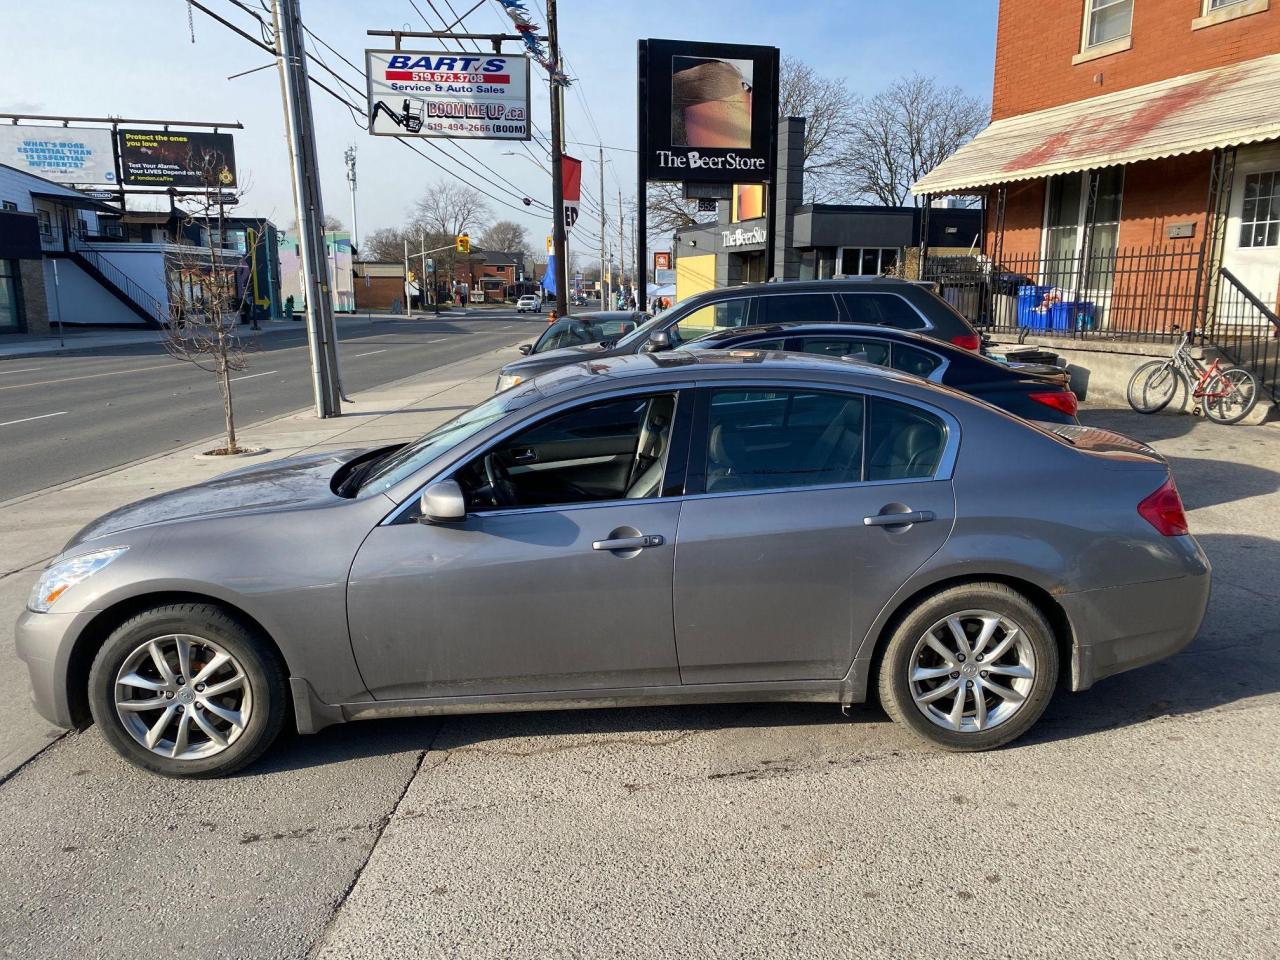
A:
757;293;840;325
840;293;928;331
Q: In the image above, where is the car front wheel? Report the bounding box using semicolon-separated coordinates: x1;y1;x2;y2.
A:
878;583;1058;751
87;603;287;778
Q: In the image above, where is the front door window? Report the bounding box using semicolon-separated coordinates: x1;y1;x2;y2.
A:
0;260;23;333
669;298;751;346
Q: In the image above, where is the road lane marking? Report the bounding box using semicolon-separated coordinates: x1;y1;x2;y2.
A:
229;370;279;383
0;363;180;391
0;367;41;376
352;349;387;358
0;411;68;428
427;338;448;343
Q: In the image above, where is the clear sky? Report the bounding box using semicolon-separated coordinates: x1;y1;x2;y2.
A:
0;0;997;257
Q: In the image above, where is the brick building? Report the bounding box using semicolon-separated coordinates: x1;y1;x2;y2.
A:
916;0;1280;338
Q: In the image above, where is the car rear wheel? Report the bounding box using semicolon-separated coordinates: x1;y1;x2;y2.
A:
878;583;1058;751
88;603;287;778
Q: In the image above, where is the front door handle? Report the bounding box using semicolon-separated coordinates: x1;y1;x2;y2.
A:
592;534;664;551
863;510;935;527
510;448;537;464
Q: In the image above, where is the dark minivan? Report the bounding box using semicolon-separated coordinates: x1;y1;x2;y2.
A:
495;278;982;392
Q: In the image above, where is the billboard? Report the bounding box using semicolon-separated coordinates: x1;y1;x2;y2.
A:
365;50;531;141
639;39;778;184
117;129;237;188
0;126;116;184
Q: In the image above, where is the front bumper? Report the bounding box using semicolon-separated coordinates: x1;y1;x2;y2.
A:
14;606;93;729
1060;541;1211;691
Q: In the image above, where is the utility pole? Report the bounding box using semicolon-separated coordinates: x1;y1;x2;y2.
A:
547;0;569;316
403;237;412;319
273;0;340;417
618;191;626;307
597;145;607;308
344;144;358;257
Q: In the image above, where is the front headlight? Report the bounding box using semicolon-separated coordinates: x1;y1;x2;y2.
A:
28;547;128;613
495;373;523;393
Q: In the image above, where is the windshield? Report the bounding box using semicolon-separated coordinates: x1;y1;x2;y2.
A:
357;387;536;495
614;315;663;350
533;316;639;354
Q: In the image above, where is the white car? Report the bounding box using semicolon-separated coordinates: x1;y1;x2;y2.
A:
516;295;542;313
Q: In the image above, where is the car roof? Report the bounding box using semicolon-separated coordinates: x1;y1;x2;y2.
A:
676;276;933;304
694;322;948;350
527;345;932;399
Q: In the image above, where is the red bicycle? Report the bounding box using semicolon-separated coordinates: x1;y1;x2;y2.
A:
1126;330;1259;424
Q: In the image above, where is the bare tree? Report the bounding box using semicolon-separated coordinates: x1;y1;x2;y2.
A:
164;152;257;455
646;180;702;237
362;226;413;263
839;73;988;207
412;181;489;237
778;56;858;202
478;219;527;253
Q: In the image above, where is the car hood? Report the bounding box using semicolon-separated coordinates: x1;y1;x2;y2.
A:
502;341;616;375
66;448;369;548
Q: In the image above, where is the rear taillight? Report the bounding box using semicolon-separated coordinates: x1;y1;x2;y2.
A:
950;333;982;351
1028;390;1079;417
1138;477;1189;537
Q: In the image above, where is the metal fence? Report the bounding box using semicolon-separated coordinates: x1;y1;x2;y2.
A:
1213;267;1280;402
925;245;1207;344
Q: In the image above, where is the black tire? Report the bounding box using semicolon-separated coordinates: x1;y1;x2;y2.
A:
1203;366;1259;425
87;603;287;778
1126;359;1179;414
877;582;1059;752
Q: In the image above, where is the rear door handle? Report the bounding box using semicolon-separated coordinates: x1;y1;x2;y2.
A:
592;534;664;551
863;510;935;527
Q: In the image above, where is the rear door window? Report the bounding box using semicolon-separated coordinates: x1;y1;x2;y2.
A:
840;293;928;331
866;398;946;481
797;337;891;365
890;344;944;379
756;293;839;325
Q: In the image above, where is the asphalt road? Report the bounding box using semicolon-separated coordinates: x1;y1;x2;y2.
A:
0;406;1278;959
0;311;546;502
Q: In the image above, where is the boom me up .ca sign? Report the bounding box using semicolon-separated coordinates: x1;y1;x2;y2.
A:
365;50;531;141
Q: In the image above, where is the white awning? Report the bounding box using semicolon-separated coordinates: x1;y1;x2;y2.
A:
913;53;1280;195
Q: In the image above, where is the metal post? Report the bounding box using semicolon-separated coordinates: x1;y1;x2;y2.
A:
547;0;569;316
618;192;627;308
420;230;427;315
403;237;411;318
273;0;340;416
50;259;65;347
918;195;932;281
344;145;358;257
636;39;648;312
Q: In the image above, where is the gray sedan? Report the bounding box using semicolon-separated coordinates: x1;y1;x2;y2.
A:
17;350;1210;777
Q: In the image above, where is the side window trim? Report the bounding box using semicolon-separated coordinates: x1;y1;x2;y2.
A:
686;378;959;500
382;383;697;524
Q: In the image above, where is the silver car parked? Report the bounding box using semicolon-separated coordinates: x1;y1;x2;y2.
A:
17;350;1210;777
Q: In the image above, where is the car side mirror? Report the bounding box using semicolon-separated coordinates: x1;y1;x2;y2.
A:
418;480;466;523
518;343;532;355
645;329;672;352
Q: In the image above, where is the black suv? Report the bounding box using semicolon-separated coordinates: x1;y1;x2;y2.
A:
494;278;982;392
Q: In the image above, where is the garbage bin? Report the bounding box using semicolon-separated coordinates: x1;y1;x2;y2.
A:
1049;301;1096;331
1016;285;1052;328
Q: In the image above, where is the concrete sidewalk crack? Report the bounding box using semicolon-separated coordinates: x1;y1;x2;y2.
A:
306;720;444;959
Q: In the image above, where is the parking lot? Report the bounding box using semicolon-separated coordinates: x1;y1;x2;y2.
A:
2;402;1279;960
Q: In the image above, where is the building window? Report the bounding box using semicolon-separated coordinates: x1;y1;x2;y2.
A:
1240;171;1280;248
37;210;52;237
1;201;16;212
0;259;24;333
1085;0;1133;46
838;247;900;277
1207;0;1246;9
1043;168;1124;289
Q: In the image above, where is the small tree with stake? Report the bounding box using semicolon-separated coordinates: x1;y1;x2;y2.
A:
163;150;257;456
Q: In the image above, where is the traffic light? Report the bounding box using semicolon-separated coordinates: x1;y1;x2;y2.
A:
455;234;470;254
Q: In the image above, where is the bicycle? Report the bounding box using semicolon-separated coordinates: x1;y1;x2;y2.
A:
1126;330;1259;424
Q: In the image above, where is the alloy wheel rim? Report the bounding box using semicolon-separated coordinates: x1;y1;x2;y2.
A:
114;634;251;761
908;610;1035;734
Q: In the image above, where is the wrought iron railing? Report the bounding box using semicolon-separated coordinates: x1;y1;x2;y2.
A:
1212;267;1280;402
925;245;1206;343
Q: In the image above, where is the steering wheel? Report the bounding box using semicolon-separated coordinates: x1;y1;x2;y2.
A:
483;453;519;508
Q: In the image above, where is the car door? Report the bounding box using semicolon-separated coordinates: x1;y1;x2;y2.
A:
673;386;955;684
347;389;692;701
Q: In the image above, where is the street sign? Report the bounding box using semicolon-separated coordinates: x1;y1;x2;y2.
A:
365;50;531;141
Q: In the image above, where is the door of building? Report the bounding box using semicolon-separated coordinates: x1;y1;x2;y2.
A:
0;260;24;333
1222;143;1280;311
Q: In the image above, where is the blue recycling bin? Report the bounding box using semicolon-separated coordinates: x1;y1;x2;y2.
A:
1049;300;1096;331
1017;285;1052;328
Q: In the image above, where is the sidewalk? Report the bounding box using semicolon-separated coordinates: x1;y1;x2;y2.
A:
0;341;515;778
